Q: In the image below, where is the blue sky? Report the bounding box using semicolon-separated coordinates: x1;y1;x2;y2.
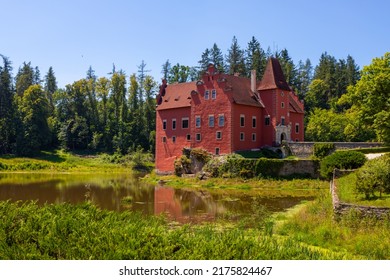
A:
2;0;389;88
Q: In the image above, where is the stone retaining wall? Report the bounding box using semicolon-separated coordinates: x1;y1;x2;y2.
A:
278;159;320;178
331;177;390;219
286;142;383;158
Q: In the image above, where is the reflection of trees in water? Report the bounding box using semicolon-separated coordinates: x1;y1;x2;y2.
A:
0;173;315;222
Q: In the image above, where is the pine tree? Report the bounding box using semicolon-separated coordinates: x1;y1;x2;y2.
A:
226;36;246;76
295;59;313;99
44;67;57;113
137;60;150;102
15;62;34;96
345;55;360;86
161;60;171;81
276;49;297;88
143;75;157;151
246;36;267;79
0;55;15;154
210;43;224;73
198;48;210;75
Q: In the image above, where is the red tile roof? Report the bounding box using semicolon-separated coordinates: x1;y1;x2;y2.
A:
289;93;304;113
156;74;265;110
223;75;264;108
257;58;291;91
156;82;195;110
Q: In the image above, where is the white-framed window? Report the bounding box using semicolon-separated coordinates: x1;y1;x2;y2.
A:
182;117;189;129
252;133;256;142
195;116;201;128
211;89;216;99
163;120;167;130
265;116;270;126
295;123;299;134
281;117;285;126
240;114;245;127
252;116;257;128
209;115;215;127
218;114;224;127
172;136;176;143
186;134;191;141
172;118;176;130
196;133;201;141
215;148;220;155
162;136;166;143
240;132;245;141
216;131;222;140
205;90;209;100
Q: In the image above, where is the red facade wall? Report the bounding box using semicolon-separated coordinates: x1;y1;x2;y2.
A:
156;106;191;172
191;76;233;155
290;111;304;142
232;104;263;151
259;89;276;145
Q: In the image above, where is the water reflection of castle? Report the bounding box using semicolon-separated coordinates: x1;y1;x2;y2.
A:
154;186;218;223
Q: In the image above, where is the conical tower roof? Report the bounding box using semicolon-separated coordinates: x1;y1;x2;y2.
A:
257;58;291;91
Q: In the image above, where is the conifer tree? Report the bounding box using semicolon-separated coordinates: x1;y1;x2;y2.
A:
246;36;267;79
226;36;246;76
0;55;15;154
44;66;57;111
198;48;210;75
210;43;224;73
161;60;171;81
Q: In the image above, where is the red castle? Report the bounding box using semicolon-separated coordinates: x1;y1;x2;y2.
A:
155;58;304;173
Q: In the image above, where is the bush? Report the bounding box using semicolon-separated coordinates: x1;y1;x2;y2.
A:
190;148;211;163
320;150;367;179
313;143;335;159
174;155;191;176
356;154;390;199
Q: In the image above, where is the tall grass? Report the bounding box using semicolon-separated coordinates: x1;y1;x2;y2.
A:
0;200;356;260
276;191;390;259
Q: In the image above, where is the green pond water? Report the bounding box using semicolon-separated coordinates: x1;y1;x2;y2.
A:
0;173;319;223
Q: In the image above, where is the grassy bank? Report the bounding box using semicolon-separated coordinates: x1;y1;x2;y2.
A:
0;149;153;173
0;200;357;260
336;173;390;207
275;191;390;259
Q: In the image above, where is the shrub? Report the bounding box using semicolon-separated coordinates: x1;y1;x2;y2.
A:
190;148;211;163
320;150;367;179
313;143;335;159
174;155;191;176
356;154;390;199
254;158;284;177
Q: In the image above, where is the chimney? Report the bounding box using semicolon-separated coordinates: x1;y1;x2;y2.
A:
251;70;256;92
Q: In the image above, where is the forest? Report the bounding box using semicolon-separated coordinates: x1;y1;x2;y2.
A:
0;36;389;156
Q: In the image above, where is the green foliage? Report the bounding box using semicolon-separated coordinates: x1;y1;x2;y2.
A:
235;147;281;159
16;84;50;156
320;150;367;179
305;109;349;141
190;148;211;163
174;155;191;176
0;201;358;260
356;154;390;199
313;142;335;159
208;155;284;179
338;52;390;144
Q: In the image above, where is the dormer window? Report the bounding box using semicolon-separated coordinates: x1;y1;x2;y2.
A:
205;90;209;100
211;89;216;99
